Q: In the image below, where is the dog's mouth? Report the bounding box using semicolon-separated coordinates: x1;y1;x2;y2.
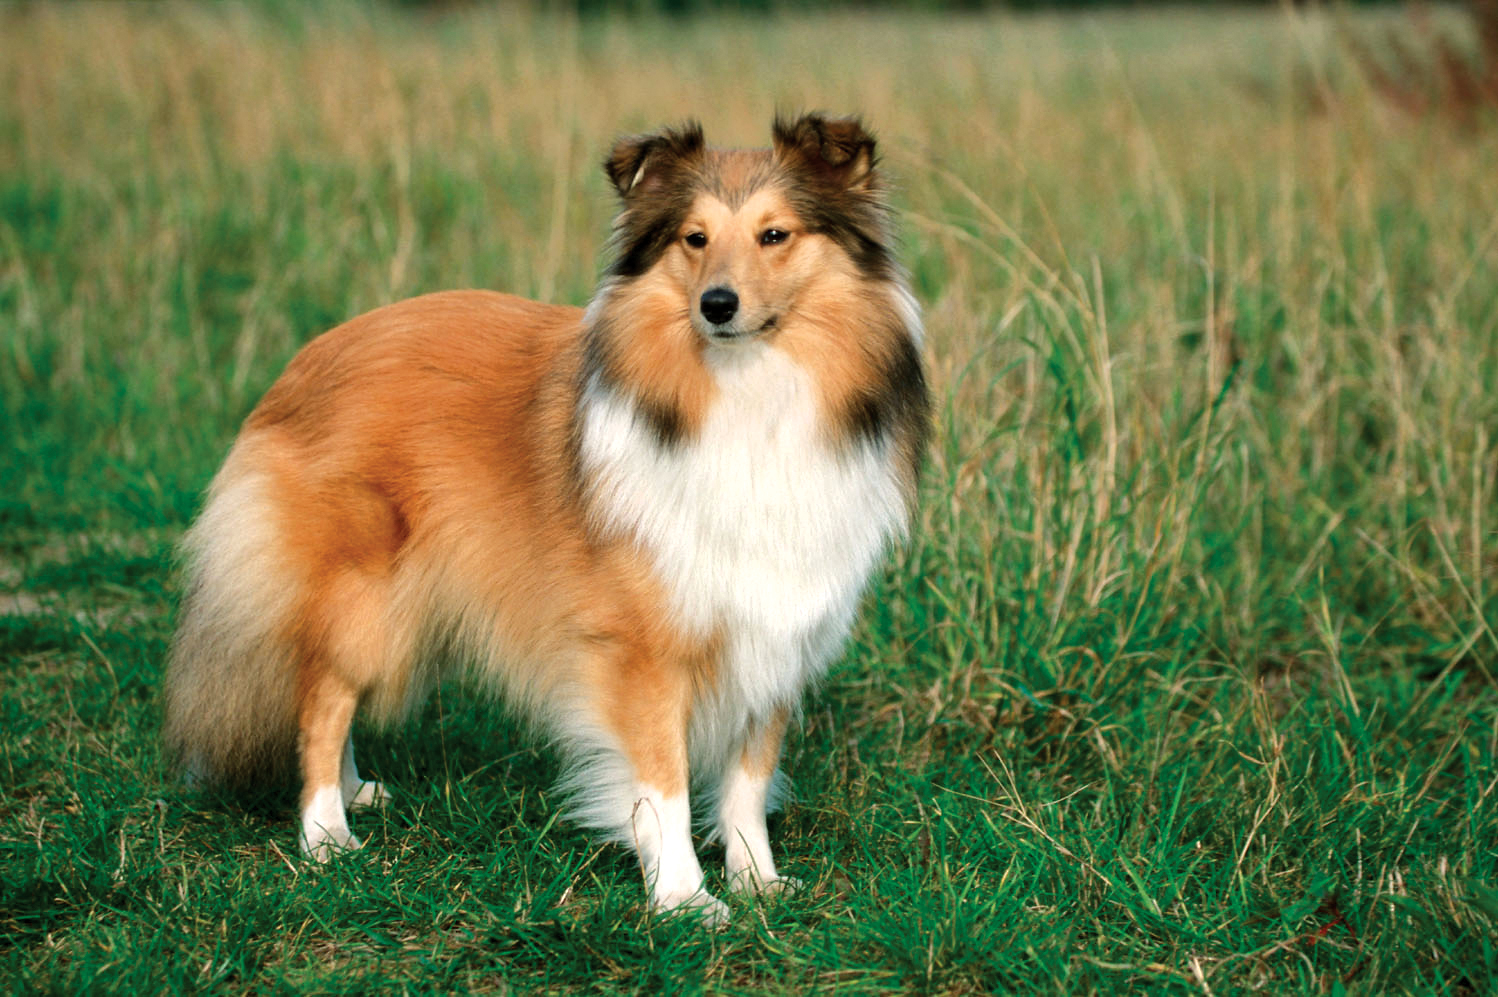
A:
706;316;778;342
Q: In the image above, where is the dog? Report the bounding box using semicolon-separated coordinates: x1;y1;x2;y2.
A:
162;113;928;923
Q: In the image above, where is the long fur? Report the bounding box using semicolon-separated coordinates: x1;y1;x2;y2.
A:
162;113;929;920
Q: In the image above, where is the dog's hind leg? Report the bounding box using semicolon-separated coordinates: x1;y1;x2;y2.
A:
292;553;404;857
298;668;363;860
341;733;392;810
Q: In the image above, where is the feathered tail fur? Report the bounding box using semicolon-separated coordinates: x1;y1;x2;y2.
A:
162;451;301;788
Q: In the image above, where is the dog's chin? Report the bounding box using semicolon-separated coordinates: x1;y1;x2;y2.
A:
697;316;778;344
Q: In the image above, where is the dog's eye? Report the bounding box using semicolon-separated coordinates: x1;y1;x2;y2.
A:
684;232;708;249
759;228;789;246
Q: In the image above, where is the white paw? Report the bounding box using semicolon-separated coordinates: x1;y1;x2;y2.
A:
300;823;362;863
345;780;392;810
654;888;731;929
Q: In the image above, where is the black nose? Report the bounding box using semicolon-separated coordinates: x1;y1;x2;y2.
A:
699;287;739;326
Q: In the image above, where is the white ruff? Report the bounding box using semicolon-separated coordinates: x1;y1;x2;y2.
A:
579;341;908;731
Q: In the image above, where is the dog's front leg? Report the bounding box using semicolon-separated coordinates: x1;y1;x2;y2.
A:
628;781;724;923
592;640;728;924
718;707;799;896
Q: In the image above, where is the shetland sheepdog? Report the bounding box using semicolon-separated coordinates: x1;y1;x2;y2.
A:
163;114;928;923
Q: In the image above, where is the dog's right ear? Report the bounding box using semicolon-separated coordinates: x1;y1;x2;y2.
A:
604;122;706;199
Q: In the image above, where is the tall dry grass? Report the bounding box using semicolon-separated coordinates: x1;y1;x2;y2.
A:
6;0;1496;684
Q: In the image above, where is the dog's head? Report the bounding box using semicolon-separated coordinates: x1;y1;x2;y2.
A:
602;114;894;345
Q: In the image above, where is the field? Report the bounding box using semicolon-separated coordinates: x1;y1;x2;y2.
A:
3;2;1497;993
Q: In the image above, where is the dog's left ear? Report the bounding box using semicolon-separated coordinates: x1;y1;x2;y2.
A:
772;113;878;192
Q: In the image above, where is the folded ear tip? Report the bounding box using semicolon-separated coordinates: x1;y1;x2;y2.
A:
604;137;649;196
604;121;707;198
774;112;875;149
772;112;879;187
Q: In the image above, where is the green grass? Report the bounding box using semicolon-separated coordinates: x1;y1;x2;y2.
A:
3;2;1497;993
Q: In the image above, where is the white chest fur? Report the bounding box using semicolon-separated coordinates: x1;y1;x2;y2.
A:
579;343;908;718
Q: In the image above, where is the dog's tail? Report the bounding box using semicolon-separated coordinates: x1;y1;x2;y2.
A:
162;449;302;789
